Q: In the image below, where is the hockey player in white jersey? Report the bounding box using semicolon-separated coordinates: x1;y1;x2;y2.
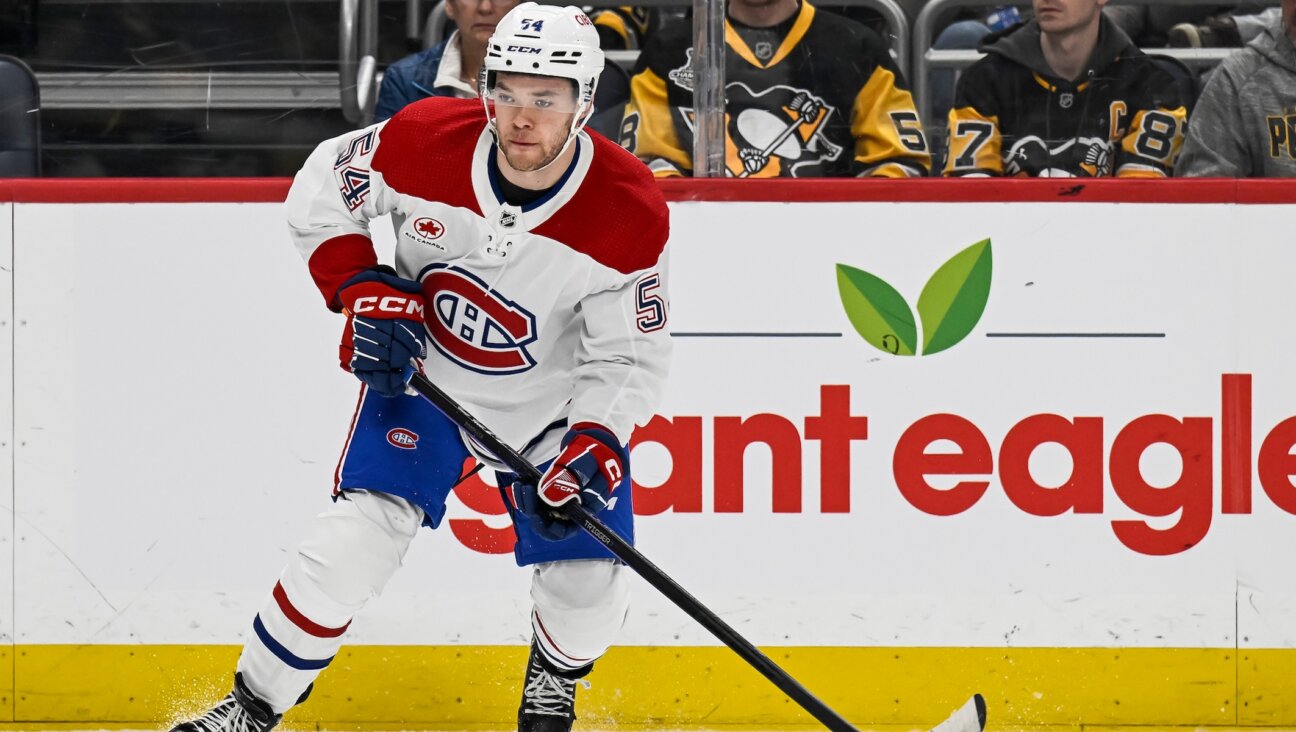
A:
168;5;670;732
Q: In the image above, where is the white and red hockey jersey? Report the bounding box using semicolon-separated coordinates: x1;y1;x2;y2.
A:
286;97;671;461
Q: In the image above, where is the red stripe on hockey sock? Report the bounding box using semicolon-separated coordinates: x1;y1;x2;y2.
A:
333;386;368;496
273;581;350;638
532;611;594;667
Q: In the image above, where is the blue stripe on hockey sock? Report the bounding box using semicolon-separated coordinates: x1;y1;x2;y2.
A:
252;615;334;671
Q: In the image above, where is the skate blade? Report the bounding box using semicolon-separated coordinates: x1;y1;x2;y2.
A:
928;693;987;732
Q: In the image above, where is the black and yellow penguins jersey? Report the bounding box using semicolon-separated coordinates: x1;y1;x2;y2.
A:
945;16;1189;178
592;6;661;50
620;1;931;178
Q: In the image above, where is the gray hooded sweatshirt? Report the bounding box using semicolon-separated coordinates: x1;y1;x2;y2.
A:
1176;16;1296;177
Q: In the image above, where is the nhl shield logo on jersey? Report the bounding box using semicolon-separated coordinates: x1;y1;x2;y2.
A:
419;264;539;375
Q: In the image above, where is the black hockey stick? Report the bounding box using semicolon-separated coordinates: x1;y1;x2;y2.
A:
408;372;986;732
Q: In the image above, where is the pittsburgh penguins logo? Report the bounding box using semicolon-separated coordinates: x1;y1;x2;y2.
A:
1005;135;1113;177
682;83;843;178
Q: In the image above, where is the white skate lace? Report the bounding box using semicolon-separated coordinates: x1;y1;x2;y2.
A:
189;693;262;732
521;668;585;717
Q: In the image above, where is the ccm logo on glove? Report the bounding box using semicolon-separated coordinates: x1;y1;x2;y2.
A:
336;267;428;398
503;423;629;542
350;295;425;318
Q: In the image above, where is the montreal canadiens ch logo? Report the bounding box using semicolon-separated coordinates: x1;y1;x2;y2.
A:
420;264;538;375
387;428;419;449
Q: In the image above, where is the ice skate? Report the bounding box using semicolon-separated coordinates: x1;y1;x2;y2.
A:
170;673;289;732
517;641;586;732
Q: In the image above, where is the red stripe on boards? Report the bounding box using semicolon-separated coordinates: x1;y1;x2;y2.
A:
1237;179;1296;204
273;581;351;638
654;177;1265;203
1;177;1294;204
0;178;292;203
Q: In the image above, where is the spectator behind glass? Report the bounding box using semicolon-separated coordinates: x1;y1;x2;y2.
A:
1168;6;1281;48
620;0;931;177
373;0;520;122
1103;4;1230;48
944;0;1189;177
1176;0;1296;177
591;6;663;49
929;6;1026;124
927;5;1028;165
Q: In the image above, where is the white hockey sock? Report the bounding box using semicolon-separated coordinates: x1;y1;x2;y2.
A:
529;559;630;673
238;490;423;712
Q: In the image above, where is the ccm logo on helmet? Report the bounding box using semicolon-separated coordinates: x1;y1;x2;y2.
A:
387;428;419;449
420;264;538;375
352;295;425;318
506;45;542;53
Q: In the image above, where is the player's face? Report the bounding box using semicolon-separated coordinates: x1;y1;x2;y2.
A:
1034;0;1106;35
492;73;583;172
1284;0;1296;41
445;0;520;46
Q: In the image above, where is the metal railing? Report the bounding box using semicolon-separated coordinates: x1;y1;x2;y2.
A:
693;0;726;176
911;0;1277;118
341;0;381;123
39;72;340;109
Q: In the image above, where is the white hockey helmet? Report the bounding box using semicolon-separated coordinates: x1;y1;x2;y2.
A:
480;3;605;148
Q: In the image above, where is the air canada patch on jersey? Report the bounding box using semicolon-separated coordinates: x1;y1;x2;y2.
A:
403;216;448;250
419;263;538;375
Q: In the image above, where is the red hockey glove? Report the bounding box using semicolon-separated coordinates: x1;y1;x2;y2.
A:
336;267;426;397
508;423;628;541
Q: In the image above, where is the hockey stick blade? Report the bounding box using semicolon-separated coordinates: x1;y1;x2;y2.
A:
930;694;987;732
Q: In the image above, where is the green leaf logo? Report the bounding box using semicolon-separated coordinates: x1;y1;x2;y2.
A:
917;238;993;355
835;263;917;356
837;239;992;357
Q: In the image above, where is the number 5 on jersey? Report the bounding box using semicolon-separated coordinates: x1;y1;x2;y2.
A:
635;273;666;333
